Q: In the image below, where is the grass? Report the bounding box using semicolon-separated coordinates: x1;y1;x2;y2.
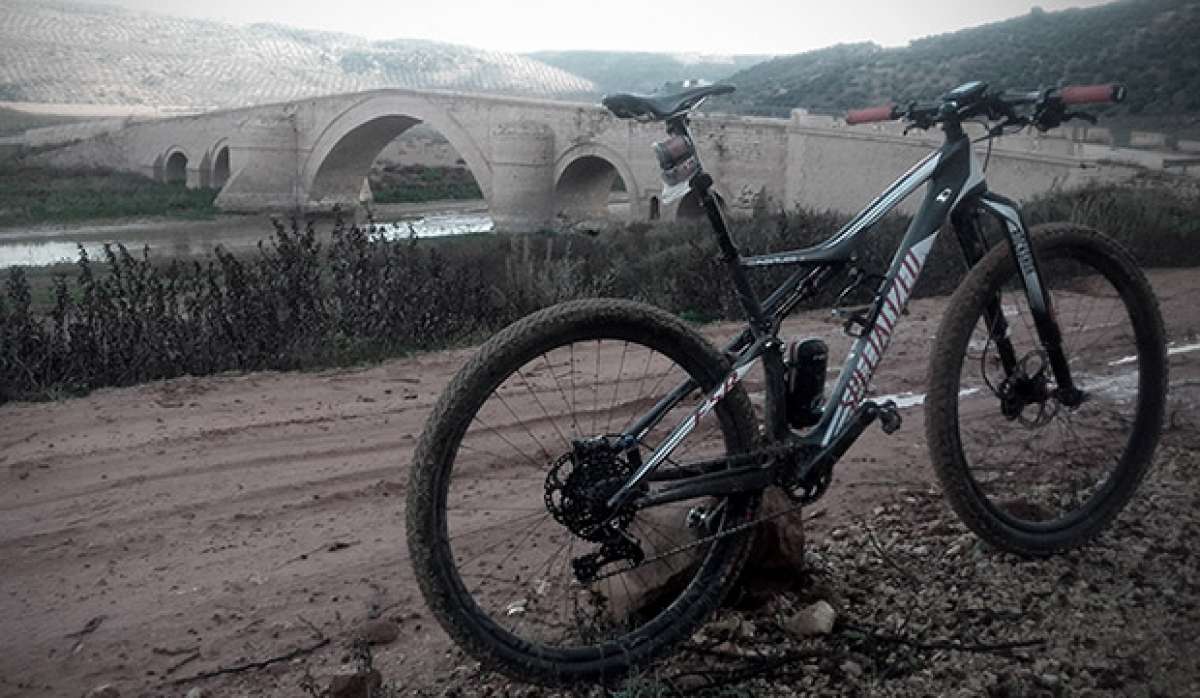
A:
0;163;219;226
368;164;483;204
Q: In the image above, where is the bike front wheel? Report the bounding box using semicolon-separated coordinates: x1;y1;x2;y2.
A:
406;298;760;685
926;224;1168;556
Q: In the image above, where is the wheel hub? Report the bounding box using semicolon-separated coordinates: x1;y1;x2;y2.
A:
998;350;1059;427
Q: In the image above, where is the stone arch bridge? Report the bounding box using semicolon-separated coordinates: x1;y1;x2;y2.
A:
37;88;1148;232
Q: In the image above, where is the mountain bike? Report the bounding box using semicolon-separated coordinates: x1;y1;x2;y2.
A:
406;80;1168;685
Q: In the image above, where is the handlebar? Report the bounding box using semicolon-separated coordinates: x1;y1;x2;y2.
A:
1060;83;1126;105
845;104;897;125
844;81;1126;133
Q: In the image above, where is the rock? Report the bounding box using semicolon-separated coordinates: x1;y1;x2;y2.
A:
84;686;120;698
587;506;705;619
783;600;837;637
841;659;864;678
709;614;755;640
712;641;755;657
184;688;213;698
359;618;399;645
1035;673;1061;690
745;489;806;573
329;669;382;698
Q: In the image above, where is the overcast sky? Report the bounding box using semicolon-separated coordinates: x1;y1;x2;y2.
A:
83;0;1113;55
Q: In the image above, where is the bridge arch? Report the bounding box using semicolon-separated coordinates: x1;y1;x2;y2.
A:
553;143;639;222
302;93;492;208
162;148;190;185
198;139;233;190
209;140;231;190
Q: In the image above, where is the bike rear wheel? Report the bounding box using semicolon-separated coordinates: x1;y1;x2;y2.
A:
406;298;759;685
926;224;1167;556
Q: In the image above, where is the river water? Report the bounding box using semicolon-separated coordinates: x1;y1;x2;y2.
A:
0;203;493;269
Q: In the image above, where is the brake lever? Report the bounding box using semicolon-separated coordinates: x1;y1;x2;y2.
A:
903;115;936;135
1063;110;1098;125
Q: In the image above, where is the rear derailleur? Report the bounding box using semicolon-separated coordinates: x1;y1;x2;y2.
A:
571;527;644;584
544;437;646;584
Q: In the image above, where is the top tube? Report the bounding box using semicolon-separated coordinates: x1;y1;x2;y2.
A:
739;149;943;268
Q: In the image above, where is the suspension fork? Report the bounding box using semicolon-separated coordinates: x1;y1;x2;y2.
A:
977;192;1083;406
951;202;1018;376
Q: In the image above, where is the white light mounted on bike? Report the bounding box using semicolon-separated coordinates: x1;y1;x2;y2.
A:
653;134;701;204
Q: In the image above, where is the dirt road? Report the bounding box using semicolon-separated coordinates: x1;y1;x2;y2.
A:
1;268;1196;697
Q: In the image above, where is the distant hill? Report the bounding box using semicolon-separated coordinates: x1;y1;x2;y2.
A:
527;51;769;95
718;0;1200;122
0;0;598;107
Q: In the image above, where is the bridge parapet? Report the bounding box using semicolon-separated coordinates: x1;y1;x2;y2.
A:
15;88;1191;231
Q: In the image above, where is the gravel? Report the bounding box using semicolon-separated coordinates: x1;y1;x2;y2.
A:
420;403;1200;697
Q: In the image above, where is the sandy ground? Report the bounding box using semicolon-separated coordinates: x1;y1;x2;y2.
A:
1;268;1196;697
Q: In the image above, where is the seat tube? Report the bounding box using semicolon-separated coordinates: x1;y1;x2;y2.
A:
691;171;792;438
692;172;770;333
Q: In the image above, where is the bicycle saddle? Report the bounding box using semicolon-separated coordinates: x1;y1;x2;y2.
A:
602;84;735;121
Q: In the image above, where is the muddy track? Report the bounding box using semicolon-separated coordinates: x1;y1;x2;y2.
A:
1;268;1196;697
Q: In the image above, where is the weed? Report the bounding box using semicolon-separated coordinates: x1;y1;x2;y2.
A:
2;181;1195;402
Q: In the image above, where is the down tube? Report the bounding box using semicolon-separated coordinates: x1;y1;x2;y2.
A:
819;233;939;445
817;139;980;446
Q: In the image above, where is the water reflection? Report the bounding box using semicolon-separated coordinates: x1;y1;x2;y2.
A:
0;211;495;269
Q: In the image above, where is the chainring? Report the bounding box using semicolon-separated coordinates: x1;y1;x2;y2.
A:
774;443;830;504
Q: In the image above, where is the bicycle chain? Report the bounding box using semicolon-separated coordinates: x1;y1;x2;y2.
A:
590;499;808;582
589;449;814;582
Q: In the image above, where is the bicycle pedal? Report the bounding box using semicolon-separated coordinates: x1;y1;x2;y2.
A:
878;400;902;435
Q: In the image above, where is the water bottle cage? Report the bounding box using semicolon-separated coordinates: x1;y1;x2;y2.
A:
841;311;873;338
832;267;886;338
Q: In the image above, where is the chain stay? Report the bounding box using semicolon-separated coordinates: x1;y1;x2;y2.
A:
588;441;818;583
591;496;808;582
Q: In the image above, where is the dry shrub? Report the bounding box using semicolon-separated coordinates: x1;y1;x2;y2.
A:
2;182;1196;402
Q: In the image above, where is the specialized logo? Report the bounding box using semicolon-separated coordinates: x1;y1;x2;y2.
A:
827;235;936;438
1006;222;1047;313
1009;224;1036;275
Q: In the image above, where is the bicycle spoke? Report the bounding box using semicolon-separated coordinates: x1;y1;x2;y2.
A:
957;252;1142;524
438;323;754;655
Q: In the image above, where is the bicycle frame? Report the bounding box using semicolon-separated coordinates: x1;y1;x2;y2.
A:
606;118;1079;511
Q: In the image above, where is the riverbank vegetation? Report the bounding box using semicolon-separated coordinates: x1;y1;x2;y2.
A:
368;164;483;204
0;163;219;227
2;180;1198;402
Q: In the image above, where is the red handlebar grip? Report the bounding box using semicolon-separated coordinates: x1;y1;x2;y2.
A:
846;104;896;125
1060;83;1126;105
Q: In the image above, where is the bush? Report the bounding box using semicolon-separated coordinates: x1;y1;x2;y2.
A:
368;164;483;204
0;163;219;225
2;182;1196;402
